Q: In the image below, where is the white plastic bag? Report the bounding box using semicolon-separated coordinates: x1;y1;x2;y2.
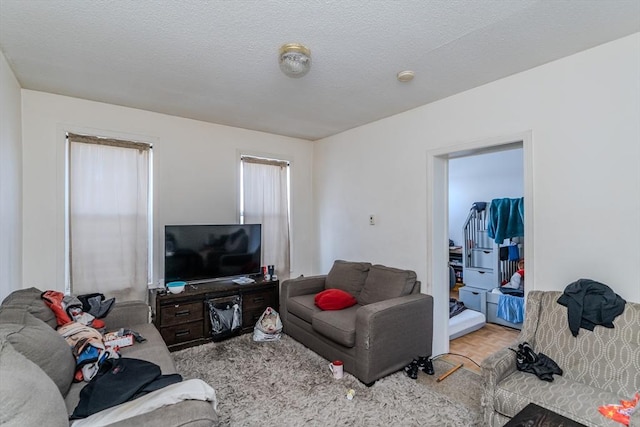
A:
253;307;283;342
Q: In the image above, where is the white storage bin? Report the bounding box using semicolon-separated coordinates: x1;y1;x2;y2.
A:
470;249;494;269
464;268;495;290
458;286;487;313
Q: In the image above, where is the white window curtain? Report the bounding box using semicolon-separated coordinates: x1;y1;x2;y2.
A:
241;156;290;280
68;133;150;301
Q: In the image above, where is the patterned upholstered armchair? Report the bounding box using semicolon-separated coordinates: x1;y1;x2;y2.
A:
481;290;640;427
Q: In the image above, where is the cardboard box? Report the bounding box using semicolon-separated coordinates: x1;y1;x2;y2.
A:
104;332;134;348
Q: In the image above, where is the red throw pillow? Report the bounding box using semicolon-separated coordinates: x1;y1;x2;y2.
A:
315;289;357;310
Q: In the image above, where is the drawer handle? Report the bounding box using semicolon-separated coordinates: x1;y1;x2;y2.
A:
252;297;265;303
175;310;190;317
483;251;490;254
175;330;190;337
478;271;486;274
472;292;479;295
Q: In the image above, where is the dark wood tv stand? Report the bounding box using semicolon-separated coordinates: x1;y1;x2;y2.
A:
150;278;279;351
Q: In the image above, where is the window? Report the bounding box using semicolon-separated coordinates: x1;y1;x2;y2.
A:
240;155;290;279
66;133;152;301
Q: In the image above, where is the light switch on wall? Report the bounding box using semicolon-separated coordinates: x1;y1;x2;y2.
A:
369;214;376;225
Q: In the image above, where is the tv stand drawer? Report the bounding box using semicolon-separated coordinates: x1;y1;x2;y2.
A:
242;288;277;331
160;321;204;346
243;289;277;311
160;301;203;327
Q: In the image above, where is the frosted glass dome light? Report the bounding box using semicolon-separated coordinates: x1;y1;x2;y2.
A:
279;43;311;78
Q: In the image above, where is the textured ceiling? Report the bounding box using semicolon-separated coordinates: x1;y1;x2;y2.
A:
1;0;638;140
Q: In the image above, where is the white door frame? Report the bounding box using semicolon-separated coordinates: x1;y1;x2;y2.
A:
426;131;534;357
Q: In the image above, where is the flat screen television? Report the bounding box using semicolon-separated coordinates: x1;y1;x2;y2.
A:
164;224;262;283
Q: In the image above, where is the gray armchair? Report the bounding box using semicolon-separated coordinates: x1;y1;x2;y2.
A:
280;261;433;385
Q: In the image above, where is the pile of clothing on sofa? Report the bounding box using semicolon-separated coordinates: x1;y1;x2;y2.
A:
41;290;118;382
38;290;184;420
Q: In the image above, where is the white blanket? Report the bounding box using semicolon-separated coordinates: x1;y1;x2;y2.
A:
71;379;217;427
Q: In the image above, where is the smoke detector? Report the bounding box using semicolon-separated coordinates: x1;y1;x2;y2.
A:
397;70;415;82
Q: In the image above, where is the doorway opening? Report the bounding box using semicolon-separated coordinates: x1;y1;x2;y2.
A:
426;131;533;360
447;147;524;370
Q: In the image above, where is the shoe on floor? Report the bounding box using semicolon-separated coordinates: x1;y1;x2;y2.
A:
404;359;419;379
417;356;434;375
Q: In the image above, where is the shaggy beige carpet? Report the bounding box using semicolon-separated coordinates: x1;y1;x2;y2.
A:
173;334;483;426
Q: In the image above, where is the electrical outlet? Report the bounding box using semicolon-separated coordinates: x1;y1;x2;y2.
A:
369;214;376;225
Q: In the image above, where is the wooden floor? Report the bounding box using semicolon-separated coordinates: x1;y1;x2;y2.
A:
444;285;521;373
444;323;520;373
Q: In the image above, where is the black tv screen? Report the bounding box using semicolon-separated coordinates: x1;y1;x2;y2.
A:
164;224;262;283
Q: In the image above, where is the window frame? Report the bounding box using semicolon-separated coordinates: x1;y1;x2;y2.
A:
64;132;154;295
239;152;292;273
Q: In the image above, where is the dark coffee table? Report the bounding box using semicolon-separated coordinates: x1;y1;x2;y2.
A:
504;403;587;426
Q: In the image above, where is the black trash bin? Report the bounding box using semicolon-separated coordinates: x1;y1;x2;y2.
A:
206;295;242;341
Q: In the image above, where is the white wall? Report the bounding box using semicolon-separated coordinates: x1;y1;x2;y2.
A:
21;91;316;292
12;33;640;357
0;51;23;302
315;34;640;354
448;149;524;247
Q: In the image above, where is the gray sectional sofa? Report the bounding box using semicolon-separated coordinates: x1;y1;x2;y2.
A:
482;290;640;427
0;287;218;426
280;260;433;385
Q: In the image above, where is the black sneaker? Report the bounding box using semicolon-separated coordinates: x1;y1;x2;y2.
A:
423;359;434;375
404;359;419;379
416;356;428;369
519;342;538;364
417;356;434;375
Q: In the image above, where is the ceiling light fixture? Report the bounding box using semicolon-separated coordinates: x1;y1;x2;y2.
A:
397;70;415;82
279;43;311;78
